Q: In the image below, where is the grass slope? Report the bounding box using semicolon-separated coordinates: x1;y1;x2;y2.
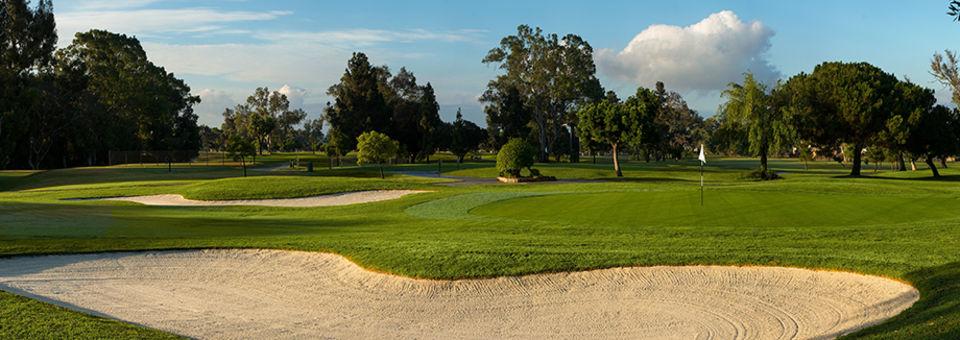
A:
1;157;959;338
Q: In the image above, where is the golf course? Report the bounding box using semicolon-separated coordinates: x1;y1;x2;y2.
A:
0;156;958;339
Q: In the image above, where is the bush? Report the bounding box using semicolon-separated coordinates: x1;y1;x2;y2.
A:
741;169;782;181
496;138;536;178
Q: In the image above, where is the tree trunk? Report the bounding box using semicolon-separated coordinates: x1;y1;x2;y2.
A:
536;116;548;163
570;129;580;163
759;148;769;176
241;157;247;177
926;155;941;178
379;164;384;179
612;143;623;177
911;159;917;171
897;153;907;171
849;143;863;176
941;157;948;169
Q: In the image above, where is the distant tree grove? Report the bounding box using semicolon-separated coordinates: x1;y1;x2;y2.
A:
1;1;201;169
3;4;959;179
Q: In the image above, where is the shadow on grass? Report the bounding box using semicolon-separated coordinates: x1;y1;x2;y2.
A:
829;174;960;182
849;262;960;339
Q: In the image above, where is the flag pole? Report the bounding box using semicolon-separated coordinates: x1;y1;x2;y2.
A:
700;160;704;206
698;144;705;207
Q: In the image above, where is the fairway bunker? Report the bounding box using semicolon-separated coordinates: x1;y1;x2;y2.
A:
82;190;429;207
0;249;917;339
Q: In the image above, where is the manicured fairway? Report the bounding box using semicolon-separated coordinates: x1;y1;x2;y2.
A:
1;158;959;339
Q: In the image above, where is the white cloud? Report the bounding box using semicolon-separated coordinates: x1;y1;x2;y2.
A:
193;89;238;126
278;85;308;110
597;10;780;92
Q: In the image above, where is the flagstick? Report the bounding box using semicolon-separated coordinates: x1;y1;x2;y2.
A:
699;161;704;206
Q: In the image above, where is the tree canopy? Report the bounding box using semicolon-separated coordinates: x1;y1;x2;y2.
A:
356;130;399;178
482;25;603;162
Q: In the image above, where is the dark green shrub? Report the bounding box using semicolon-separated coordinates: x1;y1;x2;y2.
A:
496;138;535;178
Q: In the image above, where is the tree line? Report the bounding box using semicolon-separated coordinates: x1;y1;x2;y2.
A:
4;3;958;178
215;52;488;167
0;1;201;170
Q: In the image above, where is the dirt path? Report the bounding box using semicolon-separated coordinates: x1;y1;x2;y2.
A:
0;249;918;339
93;190;428;207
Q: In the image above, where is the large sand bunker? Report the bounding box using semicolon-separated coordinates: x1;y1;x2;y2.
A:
0;249;917;339
90;190;428;207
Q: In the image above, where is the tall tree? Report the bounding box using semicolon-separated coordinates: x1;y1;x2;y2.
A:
326;52;392;152
302;118;324;153
931;50;960;106
59;30;200;154
484;83;531;149
718;73;790;177
0;0;57;168
449;108;486;163
577;87;657;177
783;62;899;176
482;25;601;162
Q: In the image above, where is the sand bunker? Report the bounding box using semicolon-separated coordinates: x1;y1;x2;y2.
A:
90;190;428;207
0;249;917;339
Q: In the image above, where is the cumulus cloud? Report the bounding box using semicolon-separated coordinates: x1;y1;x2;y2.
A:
193;89;238;126
278;85;308;110
597;10;780;92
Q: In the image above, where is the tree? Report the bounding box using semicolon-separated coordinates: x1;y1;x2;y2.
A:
249;112;276;155
326;53;392;152
903;105;960;177
931;50;960;106
496;138;536;178
302;118;324;153
226;134;255;177
324;127;350;167
356;131;399;179
0;0;56;169
950;0;960;21
59;30;200;156
484;83;531;149
718;73;790;177
577;87;657;177
199;126;224;151
482;25;602;162
783;62;899;176
449;108;486;163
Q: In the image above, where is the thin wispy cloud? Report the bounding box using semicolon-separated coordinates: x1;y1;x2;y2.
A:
56;8;291;43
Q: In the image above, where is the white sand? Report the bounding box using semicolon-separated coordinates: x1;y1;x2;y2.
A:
0;249;917;339
93;190;429;207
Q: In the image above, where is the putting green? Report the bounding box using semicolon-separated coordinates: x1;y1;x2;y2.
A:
471;190;960;228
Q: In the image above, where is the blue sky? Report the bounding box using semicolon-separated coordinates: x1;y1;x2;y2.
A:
55;0;958;127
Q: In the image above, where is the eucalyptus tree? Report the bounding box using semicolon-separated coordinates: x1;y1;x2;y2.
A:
931;50;960;106
0;0;56;168
482;25;602;162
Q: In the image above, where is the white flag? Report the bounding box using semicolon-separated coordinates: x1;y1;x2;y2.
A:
698;144;706;164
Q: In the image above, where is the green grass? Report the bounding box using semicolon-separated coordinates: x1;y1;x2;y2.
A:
1;157;960;338
179;176;435;200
